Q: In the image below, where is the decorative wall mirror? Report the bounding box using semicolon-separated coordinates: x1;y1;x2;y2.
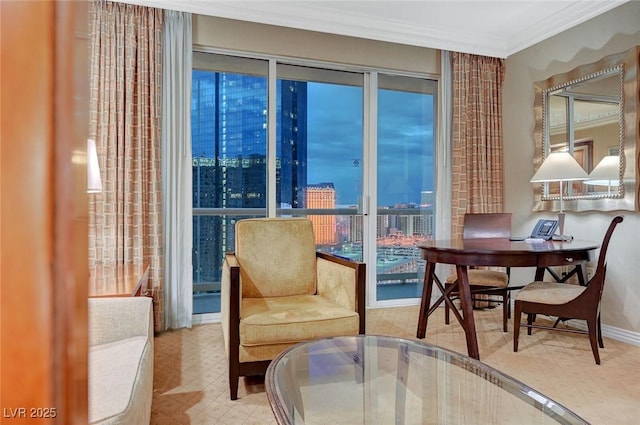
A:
533;46;639;212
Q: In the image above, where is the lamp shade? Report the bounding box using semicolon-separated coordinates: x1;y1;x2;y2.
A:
530;152;589;183
584;155;620;186
87;138;103;193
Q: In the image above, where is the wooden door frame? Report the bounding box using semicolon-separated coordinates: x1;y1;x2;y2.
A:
1;1;89;422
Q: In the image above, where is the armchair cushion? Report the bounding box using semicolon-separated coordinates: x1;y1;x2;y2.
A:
241;294;359;346
236;218;317;298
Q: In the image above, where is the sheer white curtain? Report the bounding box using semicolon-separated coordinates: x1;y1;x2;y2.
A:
434;51;453;284
436;50;453;241
162;10;193;330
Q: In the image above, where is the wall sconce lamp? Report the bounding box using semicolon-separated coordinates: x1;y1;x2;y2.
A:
87;138;102;193
584;155;620;195
530;151;589;240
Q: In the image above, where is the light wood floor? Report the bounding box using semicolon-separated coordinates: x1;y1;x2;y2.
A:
151;305;640;424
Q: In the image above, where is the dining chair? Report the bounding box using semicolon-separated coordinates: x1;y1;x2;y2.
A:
220;217;366;399
444;213;516;332
513;215;623;364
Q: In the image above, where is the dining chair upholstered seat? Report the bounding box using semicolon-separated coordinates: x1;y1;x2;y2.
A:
513;215;623;365
446;269;508;287
221;217;366;400
445;213;515;332
515;282;585;305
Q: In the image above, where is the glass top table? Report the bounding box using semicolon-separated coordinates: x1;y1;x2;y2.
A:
265;335;588;425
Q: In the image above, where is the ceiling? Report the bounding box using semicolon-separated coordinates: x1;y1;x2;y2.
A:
119;0;629;58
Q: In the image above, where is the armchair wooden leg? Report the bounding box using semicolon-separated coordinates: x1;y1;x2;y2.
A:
527;313;534;335
229;362;239;400
513;302;522;353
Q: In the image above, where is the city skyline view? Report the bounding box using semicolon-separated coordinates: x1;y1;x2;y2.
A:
193;78;435;207
191;60;436;311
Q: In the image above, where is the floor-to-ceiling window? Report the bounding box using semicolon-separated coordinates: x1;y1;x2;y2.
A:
375;74;436;304
191;52;437;319
275;64;364;264
192;54;268;315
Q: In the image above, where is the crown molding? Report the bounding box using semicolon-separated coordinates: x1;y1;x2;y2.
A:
505;0;630;56
113;0;629;58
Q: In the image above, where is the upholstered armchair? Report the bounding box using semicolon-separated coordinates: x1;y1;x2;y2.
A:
221;217;366;400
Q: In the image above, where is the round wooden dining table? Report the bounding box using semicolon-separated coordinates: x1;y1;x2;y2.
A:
416;238;599;360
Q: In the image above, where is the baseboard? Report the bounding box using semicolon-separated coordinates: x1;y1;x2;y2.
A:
192;312;220;325
191;304;640;348
502;297;640;347
566;319;640;347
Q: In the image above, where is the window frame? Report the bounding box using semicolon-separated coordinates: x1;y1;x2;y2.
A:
191;48;443;322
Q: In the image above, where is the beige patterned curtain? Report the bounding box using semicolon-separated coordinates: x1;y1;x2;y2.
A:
88;1;165;331
450;52;505;239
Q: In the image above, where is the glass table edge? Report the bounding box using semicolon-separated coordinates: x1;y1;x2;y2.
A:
264;334;590;425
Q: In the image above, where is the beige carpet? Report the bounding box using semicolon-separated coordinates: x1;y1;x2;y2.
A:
151;305;640;424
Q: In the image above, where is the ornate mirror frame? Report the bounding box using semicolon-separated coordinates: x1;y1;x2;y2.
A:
533;46;639;212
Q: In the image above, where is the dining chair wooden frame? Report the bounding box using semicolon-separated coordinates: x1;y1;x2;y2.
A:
513;215;623;364
445;213;519;332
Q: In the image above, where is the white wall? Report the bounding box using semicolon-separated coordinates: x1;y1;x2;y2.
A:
193;8;640;339
193;15;439;75
504;1;640;336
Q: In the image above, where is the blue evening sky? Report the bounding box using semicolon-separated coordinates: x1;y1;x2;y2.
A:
307;83;434;206
191;73;435;207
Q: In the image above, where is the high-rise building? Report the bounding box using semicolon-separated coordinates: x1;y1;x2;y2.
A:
421;191;435;236
279;81;308;207
348;214;363;243
192;72;308;284
305;183;337;245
